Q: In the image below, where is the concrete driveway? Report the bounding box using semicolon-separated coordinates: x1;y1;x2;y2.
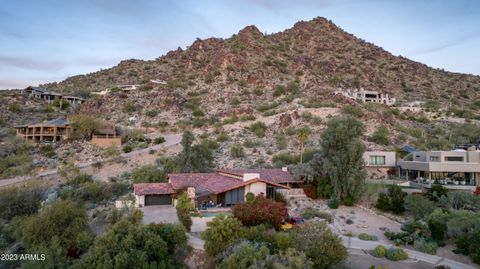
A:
141;205;179;225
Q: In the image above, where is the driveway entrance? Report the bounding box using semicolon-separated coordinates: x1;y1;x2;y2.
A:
141;205;179;225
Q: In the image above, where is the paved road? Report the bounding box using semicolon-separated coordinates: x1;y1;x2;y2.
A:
0;133;183;188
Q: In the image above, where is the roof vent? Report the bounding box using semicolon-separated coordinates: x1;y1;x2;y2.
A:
282;167;288;172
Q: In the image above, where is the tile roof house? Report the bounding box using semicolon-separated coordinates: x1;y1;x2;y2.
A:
133;168;300;207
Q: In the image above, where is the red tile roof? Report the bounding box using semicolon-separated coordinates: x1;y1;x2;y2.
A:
134;183;175;196
167;169;293;196
217;168;300;184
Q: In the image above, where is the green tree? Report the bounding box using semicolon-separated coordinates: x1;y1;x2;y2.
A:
202;215;245;257
176;131;214;172
15;200;92;258
73;220;184;268
131;164;167;183
176;192;194;231
320;116;366;204
294;222;347;269
388;185;406;214
69;114;101;140
297;127;310;164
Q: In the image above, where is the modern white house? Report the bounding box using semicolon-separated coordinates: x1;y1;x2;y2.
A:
398;149;480;190
334;88;396;106
363;151;397;179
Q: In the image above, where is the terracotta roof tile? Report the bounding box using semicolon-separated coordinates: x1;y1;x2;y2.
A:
217;168;300;184
134;183;175;196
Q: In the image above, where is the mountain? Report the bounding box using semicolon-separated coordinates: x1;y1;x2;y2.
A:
9;17;480;167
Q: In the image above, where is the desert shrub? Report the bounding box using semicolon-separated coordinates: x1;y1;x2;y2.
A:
413;238;438;255
273;85;286;97
426;185;448;202
328;195;339;209
122;144;133;153
122;101;137;113
439;191;480;211
275;133;287;149
0;186;45;220
369;125;389;145
372;245;387;257
342;104;364;117
405;194;435;219
427;209;450;241
202;215;245;257
301;208;333;223
145;109;158;117
272;152;299;167
230;97;241;106
153;136;166;144
232;194;287;229
294;222;347;268
385;248;408;261
74;181;111;202
9;103;22;112
358;233;378;241
375;193;390;212
216;132;229;142
274;192;287;205
230;143;245;158
256;102;280;112
68;173;93;186
249;121;268;137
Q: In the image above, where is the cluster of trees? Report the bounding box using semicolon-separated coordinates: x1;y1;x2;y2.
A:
202;215;347;269
377;184;480;262
1;194;188;268
289;116;367;206
132;131;216;184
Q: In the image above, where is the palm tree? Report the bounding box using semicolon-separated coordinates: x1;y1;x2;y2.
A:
297;127;310;163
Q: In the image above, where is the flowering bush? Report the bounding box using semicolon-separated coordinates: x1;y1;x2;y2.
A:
232;194;287;229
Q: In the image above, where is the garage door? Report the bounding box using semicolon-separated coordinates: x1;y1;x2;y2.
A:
145;195;172;205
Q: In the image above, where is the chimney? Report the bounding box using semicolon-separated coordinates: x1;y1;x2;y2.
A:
243;173;260;182
282;167;288;172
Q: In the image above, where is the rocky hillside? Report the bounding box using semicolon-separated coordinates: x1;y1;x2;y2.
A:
10;17;480;167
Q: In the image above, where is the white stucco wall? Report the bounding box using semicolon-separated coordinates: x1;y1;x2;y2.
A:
135;195;145;207
244;182;267;197
363;151;396;167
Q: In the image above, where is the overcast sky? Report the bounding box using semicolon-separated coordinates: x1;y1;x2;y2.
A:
1;0;479;89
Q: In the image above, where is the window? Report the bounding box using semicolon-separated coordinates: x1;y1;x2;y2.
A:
445;156;464;162
429;156;440;162
369;155;385;165
266;186;275;199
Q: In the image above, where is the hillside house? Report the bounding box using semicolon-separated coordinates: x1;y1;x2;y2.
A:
334;88;396;105
363;151;398;179
134;168;301;207
91;122;121;147
15;118;121;146
398;149;480;190
23;86;85;106
14;118;72;143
